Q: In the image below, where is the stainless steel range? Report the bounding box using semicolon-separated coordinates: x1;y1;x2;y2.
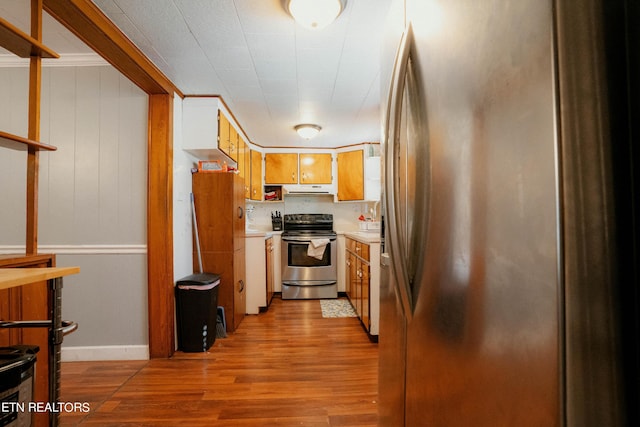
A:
281;214;338;299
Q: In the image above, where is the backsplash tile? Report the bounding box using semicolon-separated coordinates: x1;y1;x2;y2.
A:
246;196;373;232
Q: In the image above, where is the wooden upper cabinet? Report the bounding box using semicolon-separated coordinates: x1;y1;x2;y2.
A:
250;150;263;201
299;153;332;184
183;98;246;166
244;143;251;199
265;153;298;184
237;138;245;181
218;111;240;162
218;111;230;156
229;126;238;162
338;150;364;201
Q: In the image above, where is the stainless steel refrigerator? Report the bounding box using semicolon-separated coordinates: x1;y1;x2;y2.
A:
378;0;637;426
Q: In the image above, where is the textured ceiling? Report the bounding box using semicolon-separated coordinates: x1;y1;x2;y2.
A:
1;0;392;148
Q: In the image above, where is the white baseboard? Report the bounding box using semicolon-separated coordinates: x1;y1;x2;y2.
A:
61;345;149;361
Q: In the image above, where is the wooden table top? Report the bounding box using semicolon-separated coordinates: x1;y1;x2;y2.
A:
0;267;80;290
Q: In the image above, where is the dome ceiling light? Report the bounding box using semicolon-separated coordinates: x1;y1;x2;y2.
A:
287;0;345;30
294;124;322;139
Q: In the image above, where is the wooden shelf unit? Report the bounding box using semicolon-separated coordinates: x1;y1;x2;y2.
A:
1;6;62;426
0;16;59;59
0;13;59;152
0;130;57;151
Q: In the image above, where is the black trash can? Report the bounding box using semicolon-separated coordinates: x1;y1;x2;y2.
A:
175;273;220;352
0;345;39;427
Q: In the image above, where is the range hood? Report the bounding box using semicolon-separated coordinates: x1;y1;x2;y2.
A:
283;184;335;196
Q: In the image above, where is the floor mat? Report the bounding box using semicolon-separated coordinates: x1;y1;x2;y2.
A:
320;299;357;318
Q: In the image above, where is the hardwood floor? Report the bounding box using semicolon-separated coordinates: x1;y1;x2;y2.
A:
59;297;379;426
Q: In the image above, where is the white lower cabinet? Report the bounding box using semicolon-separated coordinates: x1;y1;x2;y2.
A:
245;232;280;314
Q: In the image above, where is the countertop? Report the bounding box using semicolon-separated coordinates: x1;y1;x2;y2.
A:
245;230;380;243
341;231;382;244
245;229;283;238
244;229;381;244
0;266;80;290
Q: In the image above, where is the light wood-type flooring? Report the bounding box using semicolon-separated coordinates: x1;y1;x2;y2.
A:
59;297;379;426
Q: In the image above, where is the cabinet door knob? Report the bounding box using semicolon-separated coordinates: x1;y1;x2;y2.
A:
239;279;245;292
238;206;244;218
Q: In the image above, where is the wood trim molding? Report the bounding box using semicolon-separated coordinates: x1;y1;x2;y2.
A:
147;94;175;358
26;0;43;256
39;0;180;358
43;0;181;96
185;95;381;151
184;94;253;146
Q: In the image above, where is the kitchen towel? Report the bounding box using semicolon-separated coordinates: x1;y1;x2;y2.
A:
307;238;330;260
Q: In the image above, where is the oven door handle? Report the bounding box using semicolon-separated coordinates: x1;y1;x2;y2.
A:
282;237;337;243
282;280;337;286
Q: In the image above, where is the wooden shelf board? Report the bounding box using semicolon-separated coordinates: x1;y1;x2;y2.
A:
0;267;80;290
0;16;59;59
0;130;57;151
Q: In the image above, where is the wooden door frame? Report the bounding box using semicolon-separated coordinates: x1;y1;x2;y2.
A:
44;0;181;357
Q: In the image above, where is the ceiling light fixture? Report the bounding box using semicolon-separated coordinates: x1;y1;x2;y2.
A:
294;124;322;139
287;0;345;30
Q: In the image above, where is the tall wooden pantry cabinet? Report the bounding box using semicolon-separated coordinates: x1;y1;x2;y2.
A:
192;172;246;332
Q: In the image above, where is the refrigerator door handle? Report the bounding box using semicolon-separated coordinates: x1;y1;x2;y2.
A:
384;24;415;320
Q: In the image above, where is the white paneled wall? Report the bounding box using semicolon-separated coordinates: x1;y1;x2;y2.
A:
172;95;197;281
0;67;29;242
39;67;148;244
0;66;149;360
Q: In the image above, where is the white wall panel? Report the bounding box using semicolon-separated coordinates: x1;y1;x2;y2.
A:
0;67;29;132
34;67;148;245
74;68;102;243
0;68;29;243
172;96;196;281
56;252;148;347
42;67;78;243
0;65;148;357
119;78;148;244
98;68;121;238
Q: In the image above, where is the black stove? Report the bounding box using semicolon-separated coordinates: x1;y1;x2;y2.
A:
282;214;335;236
